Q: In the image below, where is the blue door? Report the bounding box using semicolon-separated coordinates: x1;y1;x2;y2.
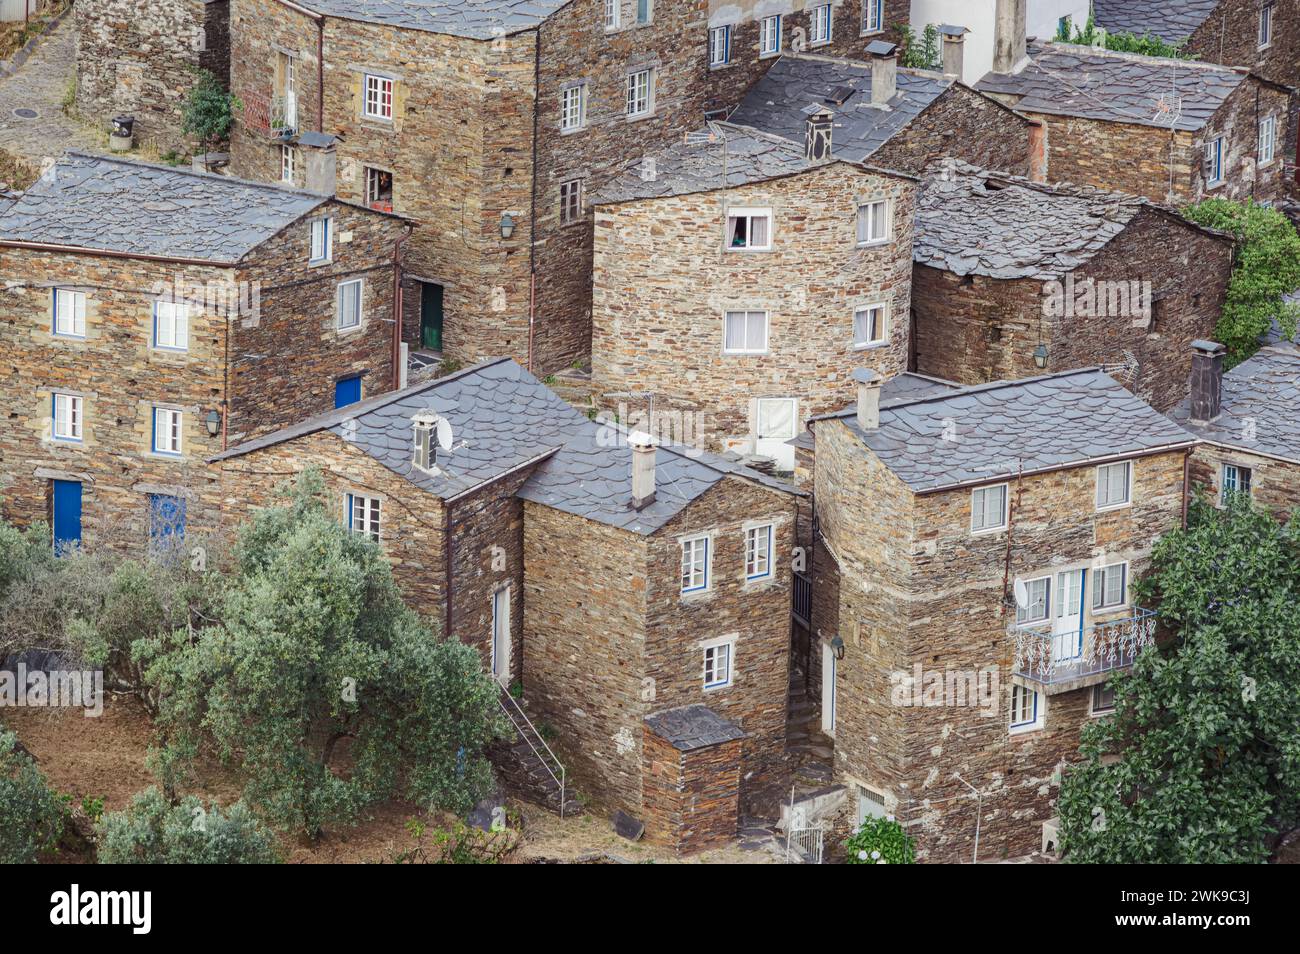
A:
334;375;362;408
52;479;82;554
148;494;186;549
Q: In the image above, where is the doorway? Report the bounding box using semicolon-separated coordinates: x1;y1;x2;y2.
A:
1051;569;1086;661
491;585;512;684
420;281;444;352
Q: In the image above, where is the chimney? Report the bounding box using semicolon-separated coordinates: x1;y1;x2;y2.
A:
1189;340;1226;423
992;0;1027;74
853;368;883;430
629;431;657;510
940;25;968;80
868;40;899;106
805;106;833;162
301;134;338;195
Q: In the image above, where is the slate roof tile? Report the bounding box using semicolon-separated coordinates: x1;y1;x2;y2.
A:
644;705;746;751
292;0;571;39
1092;0;1220;44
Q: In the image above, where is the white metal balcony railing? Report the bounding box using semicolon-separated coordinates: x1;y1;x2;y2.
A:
271;92;298;135
1012;608;1157;687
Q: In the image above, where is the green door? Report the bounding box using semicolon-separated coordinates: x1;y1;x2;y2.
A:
420;282;444;352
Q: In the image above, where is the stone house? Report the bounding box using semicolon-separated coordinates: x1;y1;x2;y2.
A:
911;160;1235;410
1171;339;1300;518
0;152;406;551
74;0;232;149
802;366;1194;861
589;123;917;468
907;0;1090;84
212;356;801;849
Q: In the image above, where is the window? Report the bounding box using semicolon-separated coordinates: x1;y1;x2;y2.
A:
1259;115;1277;165
560;84;586;131
1092;563;1127;611
756;398;797;441
1221;463;1253;502
681;536;709;593
1010;684;1040;730
363;73;394;120
857;785;887;824
365;167;393;211
709;25;731;67
745;524;773;580
856;200;890;245
726;207;772;250
346;492;381;543
810;4;832;45
1204;136;1225;186
702;639;732;689
310;217;332;263
604;0;619;30
559;178;584;225
1259;2;1274;48
337;279;363;330
52;289;86;338
636;0;650;24
971;484;1007;533
52;392;82;442
280;144;296;183
626;68;653;117
1096;461;1131;510
723;310;769;354
1015;576;1051;624
759;15;781;55
1091;683;1116;715
152;406;183;456
153;300;189;351
853;304;887;348
862;0;883;33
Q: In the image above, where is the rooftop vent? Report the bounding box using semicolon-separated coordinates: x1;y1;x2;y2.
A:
412;412;453;472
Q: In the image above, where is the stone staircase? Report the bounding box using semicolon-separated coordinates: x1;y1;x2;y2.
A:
786;668;834;786
489;688;583;817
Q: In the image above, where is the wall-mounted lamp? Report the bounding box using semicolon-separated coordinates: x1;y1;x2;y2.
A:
830;636;845;661
499;212;515;240
1032;343;1049;370
205;409;222;438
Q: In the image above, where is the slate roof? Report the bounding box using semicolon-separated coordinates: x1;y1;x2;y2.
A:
643;705;746;751
977;43;1248;132
1169;344;1300;464
789;372;960;450
290;0;571;39
0;153;328;263
1092;0;1220;44
813;369;1195;492
727;55;953;162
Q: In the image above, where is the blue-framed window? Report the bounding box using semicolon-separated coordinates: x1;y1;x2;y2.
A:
636;0;650;24
863;0;883;33
708;25;731;67
810;4;832;45
759;14;781;55
151;406;183;456
52;392;83;442
1010;684;1040;730
153;300;189;351
52;288;86;338
148;494;187;550
345;492;381;543
703;639;733;689
680;535;709;593
745;524;773;581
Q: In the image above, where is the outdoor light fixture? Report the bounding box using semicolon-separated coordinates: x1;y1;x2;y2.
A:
205;409;222;438
499;212;515;239
830;636;845;661
1032;343;1049;370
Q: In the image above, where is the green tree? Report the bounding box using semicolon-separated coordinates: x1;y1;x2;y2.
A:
138;471;503;841
0;728;65;863
1183;199;1300;364
182;68;241;165
899;23;941;70
1058;499;1300;863
1057;12;1194;59
97;787;280;864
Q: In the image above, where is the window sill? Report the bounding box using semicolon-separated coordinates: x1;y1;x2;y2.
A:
336;322;365;336
744;573;775;589
50;437;84;446
703;681;733;693
680;587;713;602
860;30;884;38
810;40;832;50
708;62;733;71
852;341;888;352
725;246;773;253
625;110;658;123
970;526;1007;537
1095;501;1133;514
1088;707;1115;719
151;345;190;355
759;50;781;60
722;350;769;358
50;334;87;342
559;125;587;136
1009;721;1044;737
309;257;333;268
856;238;891;249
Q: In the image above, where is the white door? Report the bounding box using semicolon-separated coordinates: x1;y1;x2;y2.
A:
1051;569;1084;661
491;586;512;684
820;642;836;737
756;398;797;471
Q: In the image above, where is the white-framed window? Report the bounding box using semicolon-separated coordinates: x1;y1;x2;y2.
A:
1221;463;1253;502
852;303;888;348
363;73;394;120
1015;575;1051;625
971;483;1008;534
1091;563;1128;611
1259;115;1277;165
709;25;731;66
744;524;773;581
862;0;883;33
635;0;651;24
604;0;620;30
856;199;890;245
346;492;381;543
1090;682;1116;716
759;14;782;55
1010;684;1042;731
52;288;86;338
626;68;654;117
1204;136;1225;186
560;178;583;225
681;535;710;593
310;217;332;263
337;279;363;330
153;300;189;351
1259;2;1274;48
726;207;772;250
810;4;832;44
723;310;769;354
1096;461;1132;510
152;406;183;456
560;83;586;132
52;392;83;442
702;637;734;689
280;144;296;183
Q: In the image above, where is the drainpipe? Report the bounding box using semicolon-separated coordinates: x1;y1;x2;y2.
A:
444;502;454;639
1182;448;1191;529
391;226;412;390
526;27;541;373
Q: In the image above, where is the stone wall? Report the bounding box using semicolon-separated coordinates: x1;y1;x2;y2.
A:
641;726;743;852
1188;443;1300;520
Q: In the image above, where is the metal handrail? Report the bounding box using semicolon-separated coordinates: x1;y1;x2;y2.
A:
1012;607;1157;685
496;679;567;818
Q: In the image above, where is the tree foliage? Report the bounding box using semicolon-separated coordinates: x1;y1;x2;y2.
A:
96;787;280;864
1182;199;1300;365
898;23;941;70
1058;500;1300;863
181;67;241;157
0;727;65;863
1056;13;1194;59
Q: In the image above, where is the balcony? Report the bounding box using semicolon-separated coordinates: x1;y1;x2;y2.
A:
1012;608;1157;693
270;92;299;138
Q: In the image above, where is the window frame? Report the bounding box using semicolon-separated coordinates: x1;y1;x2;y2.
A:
151;406;183;457
51;288;86;339
856;199;891;246
701;635;735;690
280;143;296;184
625;67;654;118
1220;462;1254;504
1090;682;1117;717
1091;562;1128;612
51;391;83;443
362;73;395;121
852;302;889;349
680;534;711;594
862;0;883;35
809;4;832;45
309;216;333;264
970;483;1009;535
560;83;587;132
744;523;774;582
1015;574;1052;625
1010;683;1043;732
336;278;364;331
1259;2;1274;49
153;299;190;352
708;25;731;67
722;309;770;355
635;0;651;25
1095;461;1133;511
725;206;773;252
559;177;584;226
604;0;620;31
345;491;382;543
759;14;782;56
1205;135;1225;187
1259;114;1277;165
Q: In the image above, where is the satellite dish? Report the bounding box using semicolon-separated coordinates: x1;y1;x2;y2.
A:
1012;578;1029;609
435;417;454;451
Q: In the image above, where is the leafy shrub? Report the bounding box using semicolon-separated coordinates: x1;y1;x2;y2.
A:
96;787;280;864
391;817;513;864
1057;13;1195;59
182;67;241;157
0;728;65;863
845;815;916;864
